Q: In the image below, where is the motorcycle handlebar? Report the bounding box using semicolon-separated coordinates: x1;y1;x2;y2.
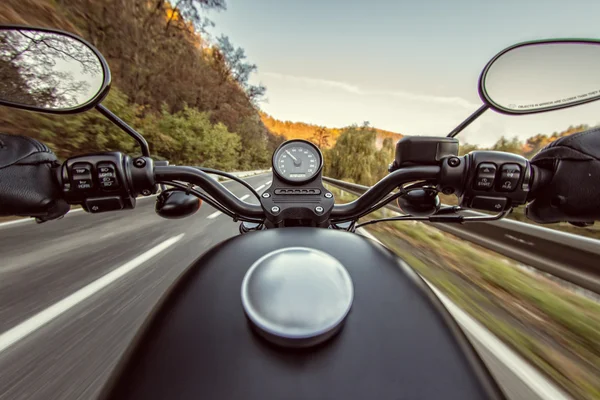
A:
154;161;553;223
330;166;441;219
154;165;442;222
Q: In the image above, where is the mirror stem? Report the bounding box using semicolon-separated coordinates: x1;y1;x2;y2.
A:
447;104;489;138
96;104;150;157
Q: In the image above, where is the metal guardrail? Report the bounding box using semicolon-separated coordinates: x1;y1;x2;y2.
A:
206;169;271;181
323;176;600;294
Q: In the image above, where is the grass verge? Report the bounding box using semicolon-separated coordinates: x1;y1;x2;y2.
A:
329;185;600;400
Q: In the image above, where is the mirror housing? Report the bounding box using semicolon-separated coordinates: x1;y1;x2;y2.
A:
479;38;600;115
156;189;201;219
0;25;111;114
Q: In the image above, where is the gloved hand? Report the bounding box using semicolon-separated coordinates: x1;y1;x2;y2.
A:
0;133;70;221
526;127;600;225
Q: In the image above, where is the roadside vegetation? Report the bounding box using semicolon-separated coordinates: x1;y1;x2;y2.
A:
328;185;600;400
1;0;286;170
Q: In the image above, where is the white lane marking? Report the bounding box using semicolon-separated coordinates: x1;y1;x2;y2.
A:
255;184;265;191
0;234;184;354
207;210;223;219
356;228;570;400
207;194;250;219
266;181;272;185
207;210;222;219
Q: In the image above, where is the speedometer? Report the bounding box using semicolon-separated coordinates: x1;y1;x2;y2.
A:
273;140;323;183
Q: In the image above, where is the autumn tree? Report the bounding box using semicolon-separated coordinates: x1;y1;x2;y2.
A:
311;126;331;148
172;0;225;30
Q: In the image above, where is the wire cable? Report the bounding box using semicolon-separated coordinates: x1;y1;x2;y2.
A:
158;180;264;223
196;168;262;200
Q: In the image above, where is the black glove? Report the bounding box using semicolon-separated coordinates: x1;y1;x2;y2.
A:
0;133;70;221
526;127;600;224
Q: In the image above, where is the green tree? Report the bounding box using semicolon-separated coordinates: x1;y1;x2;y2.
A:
145;106;242;169
234;115;271;170
21;88;142;159
325;122;382;185
491;136;524;154
214;35;266;103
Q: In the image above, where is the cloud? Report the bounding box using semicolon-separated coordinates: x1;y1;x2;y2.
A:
262;72;479;109
380;90;479;109
263;72;363;94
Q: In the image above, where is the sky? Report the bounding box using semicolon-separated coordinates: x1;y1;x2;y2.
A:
209;0;600;146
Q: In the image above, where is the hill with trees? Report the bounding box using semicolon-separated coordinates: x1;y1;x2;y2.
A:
459;124;591;157
261;112;402;149
0;0;285;169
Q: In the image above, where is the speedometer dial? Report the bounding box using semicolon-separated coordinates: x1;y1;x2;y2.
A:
273;140;323;183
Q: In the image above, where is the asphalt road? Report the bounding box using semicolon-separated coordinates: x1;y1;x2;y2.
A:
0;172;567;400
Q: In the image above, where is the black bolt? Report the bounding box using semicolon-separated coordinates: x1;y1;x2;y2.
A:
448;157;460;167
134;158;146;168
442;187;454;195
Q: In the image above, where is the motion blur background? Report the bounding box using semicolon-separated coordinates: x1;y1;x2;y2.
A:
0;0;599;399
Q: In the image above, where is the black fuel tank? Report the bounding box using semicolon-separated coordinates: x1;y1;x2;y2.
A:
101;228;504;400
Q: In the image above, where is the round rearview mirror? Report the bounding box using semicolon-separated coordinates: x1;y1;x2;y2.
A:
0;25;110;113
479;39;600;114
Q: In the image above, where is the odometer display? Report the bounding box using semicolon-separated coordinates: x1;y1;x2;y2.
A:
273;140;322;183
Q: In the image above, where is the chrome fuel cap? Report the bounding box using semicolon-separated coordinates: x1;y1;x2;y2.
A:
241;247;354;348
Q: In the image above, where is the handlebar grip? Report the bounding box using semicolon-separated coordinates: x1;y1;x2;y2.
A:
528;164;553;201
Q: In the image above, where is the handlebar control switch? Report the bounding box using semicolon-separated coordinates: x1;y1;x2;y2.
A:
84;197;124;213
470;196;508;212
497;164;521;192
473;163;496;190
97;162;120;190
457;151;532;213
58;152;138;213
71;162;94;191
